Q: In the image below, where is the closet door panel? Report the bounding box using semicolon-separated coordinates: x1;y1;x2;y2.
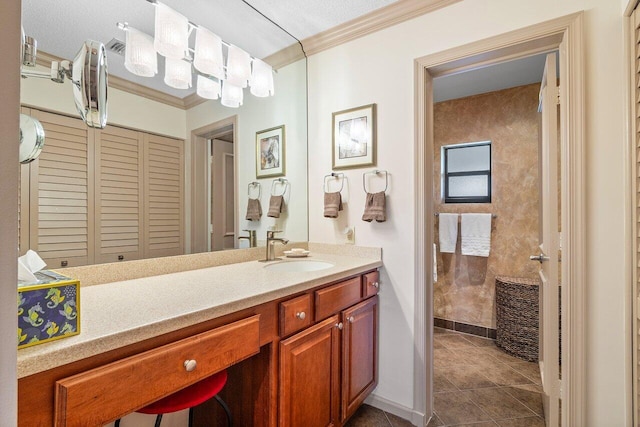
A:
95;126;144;263
143;134;184;258
30;110;94;268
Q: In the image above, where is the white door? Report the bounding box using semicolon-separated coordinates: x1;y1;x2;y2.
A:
535;52;561;427
210;139;235;251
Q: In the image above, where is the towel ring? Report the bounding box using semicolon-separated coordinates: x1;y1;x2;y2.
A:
323;172;344;193
362;169;388;193
271;178;289;196
248;181;261;199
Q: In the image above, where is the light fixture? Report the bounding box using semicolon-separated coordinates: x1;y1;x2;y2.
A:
124;26;157;77
197;75;220;100
250;58;274;97
226;45;251;88
164;57;192;89
221;81;243;108
194;27;224;80
153;2;189;59
118;1;275;108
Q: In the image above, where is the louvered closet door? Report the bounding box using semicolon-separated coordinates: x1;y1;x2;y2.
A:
143;134;184;258
95;126;144;263
29;110;93;268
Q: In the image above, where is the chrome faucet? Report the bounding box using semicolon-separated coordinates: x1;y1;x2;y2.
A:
265;230;289;261
238;229;257;248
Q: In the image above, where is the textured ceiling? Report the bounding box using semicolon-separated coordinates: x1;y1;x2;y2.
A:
21;0;400;99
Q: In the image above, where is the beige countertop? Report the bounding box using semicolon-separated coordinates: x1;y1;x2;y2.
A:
17;244;381;378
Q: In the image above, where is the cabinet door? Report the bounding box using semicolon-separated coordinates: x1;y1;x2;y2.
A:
279;315;340;427
29;110;94;268
143;133;184;258
95;126;143;263
341;296;378;422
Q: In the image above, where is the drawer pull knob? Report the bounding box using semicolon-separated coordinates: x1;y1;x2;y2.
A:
347;316;355;323
336;322;343;330
184;359;197;372
296;311;306;320
371;281;379;288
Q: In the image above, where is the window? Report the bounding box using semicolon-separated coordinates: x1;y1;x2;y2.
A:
442;141;491;203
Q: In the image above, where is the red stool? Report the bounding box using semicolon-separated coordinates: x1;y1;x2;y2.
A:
114;370;231;427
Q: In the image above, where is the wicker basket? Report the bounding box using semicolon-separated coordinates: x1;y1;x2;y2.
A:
495;276;540;362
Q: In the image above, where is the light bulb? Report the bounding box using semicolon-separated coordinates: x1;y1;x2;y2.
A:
197;75;220;99
124;27;157;77
164;57;192;89
193;27;224;80
249;58;274;97
221;80;243;108
226;45;251;88
154;2;189;59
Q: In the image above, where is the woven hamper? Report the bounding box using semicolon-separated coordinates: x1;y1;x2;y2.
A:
495;276;540;362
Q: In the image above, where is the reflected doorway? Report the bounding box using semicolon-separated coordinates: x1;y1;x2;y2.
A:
208;126;235;251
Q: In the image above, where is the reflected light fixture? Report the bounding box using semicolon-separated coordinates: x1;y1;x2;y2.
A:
124;26;157;77
221;81;243;108
153;2;189;59
164;57;192;89
197;75;221;100
118;1;275;108
250;58;275;97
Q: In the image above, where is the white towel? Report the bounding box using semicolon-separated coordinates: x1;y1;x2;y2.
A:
438;213;458;253
433;243;438;283
461;213;492;257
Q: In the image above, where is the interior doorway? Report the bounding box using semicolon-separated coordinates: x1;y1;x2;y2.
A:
208;126;235;251
413;13;585;427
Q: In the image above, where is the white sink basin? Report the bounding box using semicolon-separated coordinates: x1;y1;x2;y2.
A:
263;260;335;273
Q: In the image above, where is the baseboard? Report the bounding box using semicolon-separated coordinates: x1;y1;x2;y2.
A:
365;393;426;426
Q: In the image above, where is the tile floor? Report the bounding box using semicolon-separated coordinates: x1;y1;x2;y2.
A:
345;328;545;427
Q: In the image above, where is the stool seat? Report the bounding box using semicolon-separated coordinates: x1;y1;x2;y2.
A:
138;370;228;415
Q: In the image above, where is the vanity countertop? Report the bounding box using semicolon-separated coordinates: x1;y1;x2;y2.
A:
17;244;382;378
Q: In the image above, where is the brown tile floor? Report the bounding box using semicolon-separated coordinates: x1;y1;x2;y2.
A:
430;328;545;427
345;328;545;427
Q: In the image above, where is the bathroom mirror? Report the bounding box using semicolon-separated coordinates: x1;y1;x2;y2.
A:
19;0;308;267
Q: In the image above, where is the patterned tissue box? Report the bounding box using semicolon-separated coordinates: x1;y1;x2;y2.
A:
18;270;80;349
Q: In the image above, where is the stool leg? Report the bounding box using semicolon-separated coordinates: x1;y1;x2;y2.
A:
214;395;232;427
154;414;163;427
114;420;121;427
188;407;194;427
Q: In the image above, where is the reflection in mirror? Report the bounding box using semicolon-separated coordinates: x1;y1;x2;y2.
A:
19;0;308;268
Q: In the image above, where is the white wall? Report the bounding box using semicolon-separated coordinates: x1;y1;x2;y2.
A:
186;59;308;246
20;72;187;139
307;0;630;424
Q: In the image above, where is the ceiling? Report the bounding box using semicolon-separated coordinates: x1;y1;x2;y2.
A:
21;0;400;99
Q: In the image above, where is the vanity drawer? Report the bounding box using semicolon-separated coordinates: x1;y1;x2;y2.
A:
54;315;260;426
280;294;312;337
363;271;380;298
315;277;362;321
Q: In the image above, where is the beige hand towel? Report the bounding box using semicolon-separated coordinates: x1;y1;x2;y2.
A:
267;195;284;218
362;191;386;222
245;198;262;221
323;192;343;218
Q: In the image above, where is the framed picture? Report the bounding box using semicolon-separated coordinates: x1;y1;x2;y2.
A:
332;103;376;170
256;125;285;178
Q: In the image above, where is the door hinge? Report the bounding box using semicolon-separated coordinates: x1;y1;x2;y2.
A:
556;86;561;105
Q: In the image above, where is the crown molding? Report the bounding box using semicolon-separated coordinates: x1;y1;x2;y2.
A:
264;43;306;70
300;0;462;57
183;92;208;110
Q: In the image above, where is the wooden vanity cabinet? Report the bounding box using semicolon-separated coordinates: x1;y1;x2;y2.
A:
278;276;379;427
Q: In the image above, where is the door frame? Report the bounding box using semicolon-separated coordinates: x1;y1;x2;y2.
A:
413;12;585;426
190;116;238;253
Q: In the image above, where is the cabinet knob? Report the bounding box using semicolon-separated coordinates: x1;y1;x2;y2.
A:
336;322;343;330
371;281;379;288
184;359;197;372
296;311;306;320
347;316;355;323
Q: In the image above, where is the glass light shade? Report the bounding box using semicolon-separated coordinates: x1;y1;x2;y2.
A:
197;75;220;99
154;2;189;59
249;58;274;97
124;27;157;77
193;27;224;79
226;45;251;88
164;57;192;89
221;81;243;108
